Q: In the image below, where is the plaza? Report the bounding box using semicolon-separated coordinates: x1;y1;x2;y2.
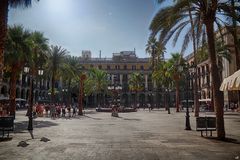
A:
0;109;239;160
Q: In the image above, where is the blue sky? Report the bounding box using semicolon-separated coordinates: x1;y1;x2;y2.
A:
8;0;192;58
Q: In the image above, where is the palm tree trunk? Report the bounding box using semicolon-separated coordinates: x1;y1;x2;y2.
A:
67;79;71;107
0;0;8;86
9;69;17;116
78;78;83;115
205;20;225;140
230;0;240;70
176;80;180;112
51;74;55;103
164;90;167;110
187;2;200;117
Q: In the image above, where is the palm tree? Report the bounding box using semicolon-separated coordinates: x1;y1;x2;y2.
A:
0;0;39;86
168;53;186;112
62;56;82;107
152;61;173;114
4;25;32;116
129;72;144;108
146;37;158;71
84;68;109;107
45;45;68;103
151;0;239;139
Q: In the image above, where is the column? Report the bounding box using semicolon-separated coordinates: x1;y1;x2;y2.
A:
120;74;123;85
145;75;148;91
111;74;115;85
153;80;157;89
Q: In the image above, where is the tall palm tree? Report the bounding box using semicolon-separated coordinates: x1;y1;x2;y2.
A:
0;0;39;86
168;53;186;112
129;72;144;108
45;45;68;103
27;31;48;116
151;0;239;139
84;68;109;107
4;25;32;116
62;56;82;107
152;60;173;114
146;37;158;71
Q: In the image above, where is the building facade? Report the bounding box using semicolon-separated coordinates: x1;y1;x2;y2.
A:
79;50;160;107
185;26;240;106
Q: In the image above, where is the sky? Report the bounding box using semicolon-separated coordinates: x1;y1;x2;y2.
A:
8;0;192;58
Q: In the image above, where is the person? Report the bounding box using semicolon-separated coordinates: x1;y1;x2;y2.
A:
67;106;71;118
33;104;37;118
25;103;30;116
16;103;20;111
72;107;76;117
45;104;49;117
62;106;66;117
111;105;119;117
148;103;151;112
50;104;56;119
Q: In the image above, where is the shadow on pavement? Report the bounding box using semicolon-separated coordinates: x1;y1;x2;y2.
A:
205;137;240;144
83;110;97;114
14;120;58;133
0;137;12;142
83;115;102;120
123;118;141;121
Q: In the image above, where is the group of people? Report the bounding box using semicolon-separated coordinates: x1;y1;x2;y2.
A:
26;103;78;119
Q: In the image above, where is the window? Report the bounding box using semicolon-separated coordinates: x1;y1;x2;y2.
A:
107;65;111;70
140;65;144;70
124;65;127;70
98;65;102;69
115;65;120;70
132;65;136;70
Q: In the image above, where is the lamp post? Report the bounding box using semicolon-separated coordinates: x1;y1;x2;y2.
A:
24;66;43;131
62;88;68;104
185;65;192;130
108;84;122;105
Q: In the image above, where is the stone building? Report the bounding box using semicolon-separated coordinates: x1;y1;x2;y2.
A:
79;50;159;107
185;26;240;106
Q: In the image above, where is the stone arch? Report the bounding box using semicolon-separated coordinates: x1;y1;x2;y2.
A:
121;93;129;107
26;90;29;101
35;90;39;102
16;88;21;98
1;85;8;97
139;93;145;108
130;93;136;106
21;89;26;99
39;91;42;100
202;90;206;99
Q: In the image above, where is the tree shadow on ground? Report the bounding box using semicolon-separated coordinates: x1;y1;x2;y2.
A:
205;137;240;144
83;115;102;120
123;118;141;121
0;137;12;142
14;120;58;133
83;110;97;114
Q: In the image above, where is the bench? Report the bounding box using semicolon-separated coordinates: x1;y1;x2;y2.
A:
0;116;14;138
196;117;216;137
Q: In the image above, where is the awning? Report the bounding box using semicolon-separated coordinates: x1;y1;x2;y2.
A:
220;69;240;91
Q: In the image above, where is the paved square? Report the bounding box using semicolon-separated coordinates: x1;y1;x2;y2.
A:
0;109;239;160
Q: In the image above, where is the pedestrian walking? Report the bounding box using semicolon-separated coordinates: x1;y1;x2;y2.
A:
72;107;76;117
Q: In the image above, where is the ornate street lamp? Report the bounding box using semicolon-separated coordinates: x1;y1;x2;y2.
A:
184;65;192;131
108;84;122;105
